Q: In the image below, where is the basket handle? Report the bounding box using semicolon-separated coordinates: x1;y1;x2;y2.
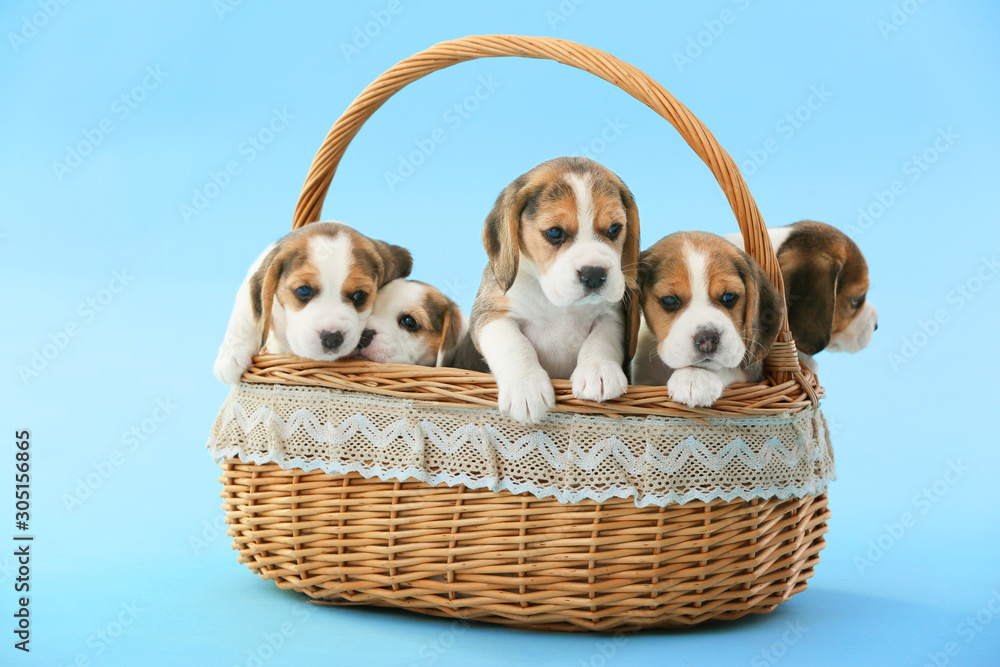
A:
292;34;806;384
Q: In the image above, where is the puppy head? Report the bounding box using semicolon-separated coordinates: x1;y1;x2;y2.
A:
249;222;412;359
778;221;877;355
353;279;467;366
638;231;783;376
482;157;640;310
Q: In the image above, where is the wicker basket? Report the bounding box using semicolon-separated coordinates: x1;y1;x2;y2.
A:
211;35;833;632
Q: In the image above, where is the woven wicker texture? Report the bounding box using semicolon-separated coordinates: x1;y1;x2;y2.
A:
221;463;830;631
217;34;833;630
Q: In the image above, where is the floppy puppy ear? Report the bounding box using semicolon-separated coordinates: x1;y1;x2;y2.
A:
435;297;468;367
370;240;413;286
618;185;641;363
784;255;842;355
741;255;785;377
482;176;532;292
249;245;283;353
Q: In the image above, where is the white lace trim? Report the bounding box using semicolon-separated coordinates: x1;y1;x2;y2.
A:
207;383;835;508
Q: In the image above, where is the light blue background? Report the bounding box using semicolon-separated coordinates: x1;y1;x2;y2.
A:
2;1;999;665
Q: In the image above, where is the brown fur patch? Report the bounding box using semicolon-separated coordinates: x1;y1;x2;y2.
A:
412;286;464;357
474;156;641;369
248;222;412;350
638;231;783;375
777;220;869;354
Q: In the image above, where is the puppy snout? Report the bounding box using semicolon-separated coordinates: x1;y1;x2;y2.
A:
578;265;608;290
694;329;720;355
874;320;879;332
357;328;375;349
320;330;345;352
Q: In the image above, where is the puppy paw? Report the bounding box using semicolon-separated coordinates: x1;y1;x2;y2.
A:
498;370;556;424
214;340;255;385
667;367;724;408
571;360;628;402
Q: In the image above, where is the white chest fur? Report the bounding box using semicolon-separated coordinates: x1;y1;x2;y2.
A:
505;276;618;379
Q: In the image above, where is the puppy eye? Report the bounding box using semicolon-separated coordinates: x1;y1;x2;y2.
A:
544;227;566;244
660;295;681;311
294;285;314;300
851;295;866;308
720;292;739;307
607;223;622;240
398;314;420;331
351;290;369;307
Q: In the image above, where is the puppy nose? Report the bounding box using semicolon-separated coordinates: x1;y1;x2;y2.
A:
578;266;608;290
694;329;720;354
320;330;345;351
874;320;879;332
357;328;375;349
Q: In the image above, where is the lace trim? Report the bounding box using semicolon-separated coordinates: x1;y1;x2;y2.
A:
207;383;835;508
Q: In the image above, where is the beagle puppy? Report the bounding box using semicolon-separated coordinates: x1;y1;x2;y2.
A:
213;222;412;384
724;220;877;371
633;231;783;407
453;156;641;424
351;279;468;366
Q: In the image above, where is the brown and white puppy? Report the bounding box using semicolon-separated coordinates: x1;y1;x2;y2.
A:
453;156;641;423
213;222;412;384
351;279;468;366
724;220;877;371
633;231;783;407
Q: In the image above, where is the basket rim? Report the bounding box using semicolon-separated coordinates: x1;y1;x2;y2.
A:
241;353;824;420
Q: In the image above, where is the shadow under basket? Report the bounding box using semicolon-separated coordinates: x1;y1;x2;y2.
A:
209;35;835;632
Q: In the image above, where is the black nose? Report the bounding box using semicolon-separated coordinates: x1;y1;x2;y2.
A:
578;266;608;290
357;328;375;349
874;321;879;332
320;330;344;351
694;329;720;355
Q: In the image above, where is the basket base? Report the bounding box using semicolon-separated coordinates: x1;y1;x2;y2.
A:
220;460;829;632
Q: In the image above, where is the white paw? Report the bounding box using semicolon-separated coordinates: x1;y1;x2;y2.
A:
667;367;724;408
498;370;556;424
571;361;628;402
214;340;256;385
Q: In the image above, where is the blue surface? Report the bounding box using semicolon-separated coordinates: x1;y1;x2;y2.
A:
2;1;999;665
